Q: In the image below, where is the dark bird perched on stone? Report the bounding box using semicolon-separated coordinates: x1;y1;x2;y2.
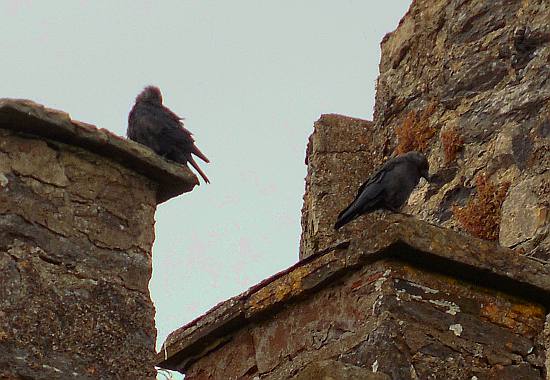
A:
334;151;429;230
127;86;210;183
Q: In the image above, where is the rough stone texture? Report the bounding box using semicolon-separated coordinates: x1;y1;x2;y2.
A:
301;0;550;260
159;1;550;378
300;114;381;260
500;176;548;250
157;214;550;379
167;257;547;379
0;101;194;379
370;0;550;258
294;360;390;380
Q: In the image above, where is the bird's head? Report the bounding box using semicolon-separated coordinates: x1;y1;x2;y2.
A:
136;86;163;105
407;151;430;181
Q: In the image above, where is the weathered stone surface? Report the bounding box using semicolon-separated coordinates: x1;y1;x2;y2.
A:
0;98;198;203
158;214;550;379
545;314;550;377
183;329;257;380
167;255;547;379
0;106;182;378
300;114;380;260
294;360;390;380
159;1;550;378
366;0;550;256
500;176;549;256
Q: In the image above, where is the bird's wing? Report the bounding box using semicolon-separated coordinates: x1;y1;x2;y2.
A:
336;157;403;226
162;106;195;135
155;107;210;163
164;105;183;122
337;181;384;220
127;108;165;152
351;156;402;199
152;109;195;147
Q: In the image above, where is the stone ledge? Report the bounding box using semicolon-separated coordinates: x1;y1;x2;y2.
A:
157;214;550;371
0;98;198;203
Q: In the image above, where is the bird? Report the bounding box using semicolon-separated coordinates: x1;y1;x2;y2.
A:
334;151;430;230
127;86;210;183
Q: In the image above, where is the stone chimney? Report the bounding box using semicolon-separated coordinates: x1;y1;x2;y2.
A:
0;99;197;379
299;114;379;260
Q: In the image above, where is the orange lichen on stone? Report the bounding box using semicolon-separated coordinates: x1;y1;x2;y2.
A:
246;249;348;316
441;126;464;164
480;301;545;336
453;174;511;241
246;266;309;314
395;102;437;154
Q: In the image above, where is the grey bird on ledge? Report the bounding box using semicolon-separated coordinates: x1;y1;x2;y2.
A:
127;86;210;183
334;151;430;230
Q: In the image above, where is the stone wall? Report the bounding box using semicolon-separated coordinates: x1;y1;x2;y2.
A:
183;256;546;379
301;0;549;260
158;211;550;379
0;128;158;379
373;0;550;258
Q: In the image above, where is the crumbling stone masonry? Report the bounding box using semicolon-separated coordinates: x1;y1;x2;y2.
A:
373;0;550;258
157;0;550;378
157;215;550;379
300;114;377;260
301;0;550;261
0;99;197;379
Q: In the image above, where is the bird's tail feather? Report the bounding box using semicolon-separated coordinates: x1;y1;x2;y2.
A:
188;156;210;184
192;144;210;163
334;205;359;230
334;195;381;230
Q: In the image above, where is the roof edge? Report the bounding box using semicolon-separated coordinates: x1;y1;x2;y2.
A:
157;214;550;371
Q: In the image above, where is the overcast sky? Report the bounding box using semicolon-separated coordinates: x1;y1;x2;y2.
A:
2;1;411;377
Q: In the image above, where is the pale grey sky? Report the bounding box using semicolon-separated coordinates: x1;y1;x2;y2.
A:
2;1;411;377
